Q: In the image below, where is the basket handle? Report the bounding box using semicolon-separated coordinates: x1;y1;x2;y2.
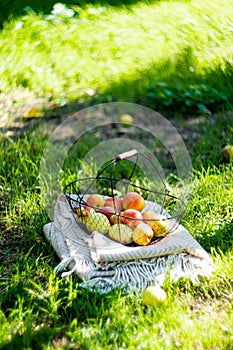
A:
116;149;138;161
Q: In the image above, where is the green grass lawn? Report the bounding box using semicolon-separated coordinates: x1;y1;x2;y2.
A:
0;0;233;113
0;113;232;349
0;0;233;349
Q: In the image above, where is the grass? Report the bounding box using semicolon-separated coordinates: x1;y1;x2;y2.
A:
0;250;232;349
0;1;233;349
1;113;233;349
0;0;233;112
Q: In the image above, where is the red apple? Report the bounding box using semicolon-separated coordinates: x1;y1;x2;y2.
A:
104;197;123;212
86;194;105;209
121;209;143;228
122;192;145;211
97;206;115;219
132;222;153;246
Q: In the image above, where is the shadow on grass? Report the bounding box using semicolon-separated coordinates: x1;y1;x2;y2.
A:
95;49;233;117
0;45;232;186
198;220;233;254
0;326;57;350
0;275;126;350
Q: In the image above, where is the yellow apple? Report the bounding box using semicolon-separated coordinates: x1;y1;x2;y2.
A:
222;144;233;161
142;210;159;227
132;222;153;246
152;215;168;237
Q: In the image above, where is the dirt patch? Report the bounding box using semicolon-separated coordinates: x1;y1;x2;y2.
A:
1;72;233;167
0;87;206;151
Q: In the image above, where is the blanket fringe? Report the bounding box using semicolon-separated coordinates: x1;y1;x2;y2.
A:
54;252;212;294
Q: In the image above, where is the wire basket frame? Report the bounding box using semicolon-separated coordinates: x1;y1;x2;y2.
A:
64;149;187;246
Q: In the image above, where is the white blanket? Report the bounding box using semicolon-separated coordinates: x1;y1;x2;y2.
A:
43;194;213;294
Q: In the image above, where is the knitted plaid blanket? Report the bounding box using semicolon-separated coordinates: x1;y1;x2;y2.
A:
43;194;213;294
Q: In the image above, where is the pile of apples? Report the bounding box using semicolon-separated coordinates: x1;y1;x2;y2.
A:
76;192;168;246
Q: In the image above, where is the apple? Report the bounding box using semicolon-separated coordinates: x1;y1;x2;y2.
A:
151;215;168;237
132;222;153;246
141;286;167;307
142;210;160;227
86;194;105;209
108;223;133;244
222;145;233;161
121;209;143;228
97;206;115;219
152;222;167;237
104;197;123;212
109;214;123;225
119;113;134;127
85;212;110;234
77;205;94;221
122;192;145;211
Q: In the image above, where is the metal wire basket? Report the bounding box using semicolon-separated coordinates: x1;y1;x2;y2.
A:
64;149;187;246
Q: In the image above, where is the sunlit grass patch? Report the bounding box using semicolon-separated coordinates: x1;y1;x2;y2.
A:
0;0;233;111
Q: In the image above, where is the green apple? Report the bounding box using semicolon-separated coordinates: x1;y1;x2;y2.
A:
85;212;110;234
141;286;167;307
108;223;133;244
119;114;134;126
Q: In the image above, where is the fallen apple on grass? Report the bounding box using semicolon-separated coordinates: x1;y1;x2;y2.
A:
141;285;167;307
119;113;134;126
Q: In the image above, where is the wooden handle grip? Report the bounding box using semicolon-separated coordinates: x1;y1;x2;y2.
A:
116;149;138;161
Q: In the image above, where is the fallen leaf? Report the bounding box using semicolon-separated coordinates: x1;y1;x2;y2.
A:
23;107;44;119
